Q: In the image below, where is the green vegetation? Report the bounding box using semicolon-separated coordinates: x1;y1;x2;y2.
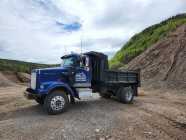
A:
0;58;57;73
110;13;186;69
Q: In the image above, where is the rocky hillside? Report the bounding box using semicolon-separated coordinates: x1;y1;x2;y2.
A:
110;14;186;69
127;25;186;88
0;71;30;87
0;58;56;73
0;59;57;86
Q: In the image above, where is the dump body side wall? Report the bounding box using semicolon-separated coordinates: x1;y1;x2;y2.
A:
104;70;140;86
92;70;140;96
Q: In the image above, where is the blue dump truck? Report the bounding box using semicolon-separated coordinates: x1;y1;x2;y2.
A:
24;51;140;115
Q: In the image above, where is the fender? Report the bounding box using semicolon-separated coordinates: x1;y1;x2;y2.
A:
39;81;76;97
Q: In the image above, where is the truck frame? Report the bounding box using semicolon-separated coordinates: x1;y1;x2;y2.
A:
25;51;140;115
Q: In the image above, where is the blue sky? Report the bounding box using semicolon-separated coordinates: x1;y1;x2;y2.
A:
0;0;186;64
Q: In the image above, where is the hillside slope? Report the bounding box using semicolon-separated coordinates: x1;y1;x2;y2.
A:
0;71;31;87
110;14;186;69
0;72;16;87
0;58;55;73
127;24;186;88
0;59;57;86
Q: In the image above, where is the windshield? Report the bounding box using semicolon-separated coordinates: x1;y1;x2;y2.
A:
61;57;76;67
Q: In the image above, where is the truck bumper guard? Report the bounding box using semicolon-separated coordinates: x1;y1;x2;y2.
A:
24;88;38;99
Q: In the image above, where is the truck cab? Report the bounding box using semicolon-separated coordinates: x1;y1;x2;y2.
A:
25;51;140;115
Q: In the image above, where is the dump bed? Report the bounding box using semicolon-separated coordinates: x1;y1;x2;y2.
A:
104;70;140;86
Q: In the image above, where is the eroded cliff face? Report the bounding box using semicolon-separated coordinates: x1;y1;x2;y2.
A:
127;25;186;87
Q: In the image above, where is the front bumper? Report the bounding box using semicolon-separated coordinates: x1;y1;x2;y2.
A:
24;88;39;99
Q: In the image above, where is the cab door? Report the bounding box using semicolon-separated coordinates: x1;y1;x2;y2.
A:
73;56;91;88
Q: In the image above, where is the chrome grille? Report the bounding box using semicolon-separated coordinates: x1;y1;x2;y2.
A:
31;72;36;89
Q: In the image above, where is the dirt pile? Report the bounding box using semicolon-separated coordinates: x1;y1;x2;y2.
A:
16;72;30;83
0;71;30;87
0;72;16;87
127;25;186;88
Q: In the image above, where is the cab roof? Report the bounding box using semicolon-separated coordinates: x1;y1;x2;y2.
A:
61;51;107;59
61;53;80;59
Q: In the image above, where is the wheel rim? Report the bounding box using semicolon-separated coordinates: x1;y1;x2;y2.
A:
50;96;65;111
125;87;133;101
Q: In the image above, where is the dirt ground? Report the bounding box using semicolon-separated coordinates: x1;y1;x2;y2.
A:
0;85;186;140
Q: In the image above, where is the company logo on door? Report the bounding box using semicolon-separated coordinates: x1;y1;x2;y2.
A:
75;72;87;82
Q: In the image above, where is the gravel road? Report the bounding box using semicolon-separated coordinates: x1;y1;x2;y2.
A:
0;86;186;140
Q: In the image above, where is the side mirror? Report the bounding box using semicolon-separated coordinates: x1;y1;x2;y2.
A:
85;57;89;67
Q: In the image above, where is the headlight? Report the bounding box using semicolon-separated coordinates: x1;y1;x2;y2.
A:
40;85;44;89
31;72;36;89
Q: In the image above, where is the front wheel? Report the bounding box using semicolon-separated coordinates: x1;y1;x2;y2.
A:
44;90;69;115
117;86;134;104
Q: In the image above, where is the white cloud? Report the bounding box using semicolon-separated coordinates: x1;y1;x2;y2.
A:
0;0;186;64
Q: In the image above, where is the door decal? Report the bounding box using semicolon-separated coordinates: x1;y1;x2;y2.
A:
75;72;87;82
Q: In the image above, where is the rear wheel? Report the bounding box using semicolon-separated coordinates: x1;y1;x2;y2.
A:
44;90;69;115
117;86;134;104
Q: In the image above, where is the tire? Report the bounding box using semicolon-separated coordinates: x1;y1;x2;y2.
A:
34;97;44;105
116;86;134;104
44;90;69;115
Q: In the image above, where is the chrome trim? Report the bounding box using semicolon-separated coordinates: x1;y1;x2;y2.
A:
31;72;36;89
73;83;91;88
76;88;93;98
50;96;65;111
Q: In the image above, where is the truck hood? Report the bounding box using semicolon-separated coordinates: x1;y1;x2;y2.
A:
33;67;68;74
34;67;71;86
